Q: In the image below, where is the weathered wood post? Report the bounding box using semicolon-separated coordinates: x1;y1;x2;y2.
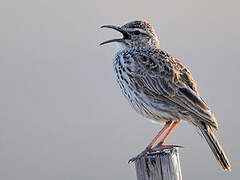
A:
133;147;182;180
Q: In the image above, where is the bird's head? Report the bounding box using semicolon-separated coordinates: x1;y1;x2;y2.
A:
100;20;160;50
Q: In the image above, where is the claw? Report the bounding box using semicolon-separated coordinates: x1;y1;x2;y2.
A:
128;147;152;163
128;151;149;163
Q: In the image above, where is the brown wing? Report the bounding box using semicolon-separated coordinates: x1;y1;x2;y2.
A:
133;50;218;129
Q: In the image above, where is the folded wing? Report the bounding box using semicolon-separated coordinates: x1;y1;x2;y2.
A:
133;51;218;129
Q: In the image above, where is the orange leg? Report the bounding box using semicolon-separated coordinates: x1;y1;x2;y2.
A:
155;121;179;147
128;121;175;163
146;121;172;149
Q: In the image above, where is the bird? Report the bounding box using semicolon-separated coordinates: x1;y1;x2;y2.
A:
100;20;231;171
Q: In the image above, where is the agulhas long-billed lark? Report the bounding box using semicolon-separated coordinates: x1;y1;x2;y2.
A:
100;20;231;171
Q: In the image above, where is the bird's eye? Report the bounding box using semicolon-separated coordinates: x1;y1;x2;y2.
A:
133;30;140;35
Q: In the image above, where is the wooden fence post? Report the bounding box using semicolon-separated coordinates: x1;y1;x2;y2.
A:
133;147;182;180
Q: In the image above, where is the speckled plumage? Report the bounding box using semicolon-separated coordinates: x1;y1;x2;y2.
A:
113;47;217;127
101;20;231;171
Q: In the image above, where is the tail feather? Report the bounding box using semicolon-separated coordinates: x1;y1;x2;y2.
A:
198;122;231;171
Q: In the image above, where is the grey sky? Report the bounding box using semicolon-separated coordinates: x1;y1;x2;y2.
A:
0;0;239;179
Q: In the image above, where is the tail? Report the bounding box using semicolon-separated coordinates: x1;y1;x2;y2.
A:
198;122;231;171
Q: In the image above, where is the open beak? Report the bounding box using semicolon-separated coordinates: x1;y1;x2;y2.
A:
100;25;129;45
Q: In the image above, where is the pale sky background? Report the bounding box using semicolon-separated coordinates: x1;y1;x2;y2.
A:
0;0;239;179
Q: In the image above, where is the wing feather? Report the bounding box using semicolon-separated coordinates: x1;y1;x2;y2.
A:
133;51;218;129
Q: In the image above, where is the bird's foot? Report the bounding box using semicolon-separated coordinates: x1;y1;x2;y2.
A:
128;144;183;163
128;146;153;163
152;144;183;152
